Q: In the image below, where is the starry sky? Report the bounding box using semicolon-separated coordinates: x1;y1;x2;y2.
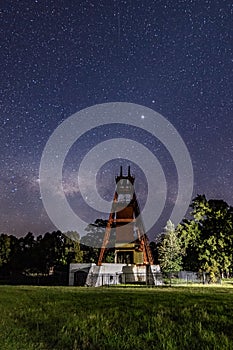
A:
1;0;233;238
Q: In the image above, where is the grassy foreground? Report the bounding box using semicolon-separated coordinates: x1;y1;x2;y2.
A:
0;285;233;350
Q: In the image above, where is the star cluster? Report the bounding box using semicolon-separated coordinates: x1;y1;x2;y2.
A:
0;0;233;236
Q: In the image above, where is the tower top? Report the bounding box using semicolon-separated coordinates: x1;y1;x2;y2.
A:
115;166;135;184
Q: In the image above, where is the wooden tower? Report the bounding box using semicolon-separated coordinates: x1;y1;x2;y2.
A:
97;166;154;266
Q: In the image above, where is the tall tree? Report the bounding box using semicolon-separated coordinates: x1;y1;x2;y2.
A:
0;234;12;269
81;219;113;263
61;232;83;265
177;219;201;271
178;195;233;281
158;220;184;272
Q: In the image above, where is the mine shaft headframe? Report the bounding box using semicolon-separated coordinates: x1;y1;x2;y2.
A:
97;166;154;266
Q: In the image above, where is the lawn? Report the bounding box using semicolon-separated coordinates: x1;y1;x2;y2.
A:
0;285;233;349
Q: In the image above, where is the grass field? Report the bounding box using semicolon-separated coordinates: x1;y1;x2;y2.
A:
0;285;233;350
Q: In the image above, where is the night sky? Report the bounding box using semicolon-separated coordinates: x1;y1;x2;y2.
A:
1;0;233;238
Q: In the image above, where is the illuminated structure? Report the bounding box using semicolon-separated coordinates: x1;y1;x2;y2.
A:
98;166;154;266
69;166;160;287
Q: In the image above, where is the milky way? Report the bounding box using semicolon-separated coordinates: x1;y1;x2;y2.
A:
1;0;233;237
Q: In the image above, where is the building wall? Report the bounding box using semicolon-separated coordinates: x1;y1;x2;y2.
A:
69;263;161;287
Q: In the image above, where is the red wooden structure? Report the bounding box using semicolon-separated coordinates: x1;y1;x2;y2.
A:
98;166;154;266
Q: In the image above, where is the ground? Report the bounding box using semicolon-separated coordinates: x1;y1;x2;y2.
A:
0;283;233;349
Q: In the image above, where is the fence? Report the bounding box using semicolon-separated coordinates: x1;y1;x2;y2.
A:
0;270;222;287
81;271;222;287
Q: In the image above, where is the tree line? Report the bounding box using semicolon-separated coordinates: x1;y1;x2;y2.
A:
0;219;112;280
0;231;82;278
0;195;233;283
